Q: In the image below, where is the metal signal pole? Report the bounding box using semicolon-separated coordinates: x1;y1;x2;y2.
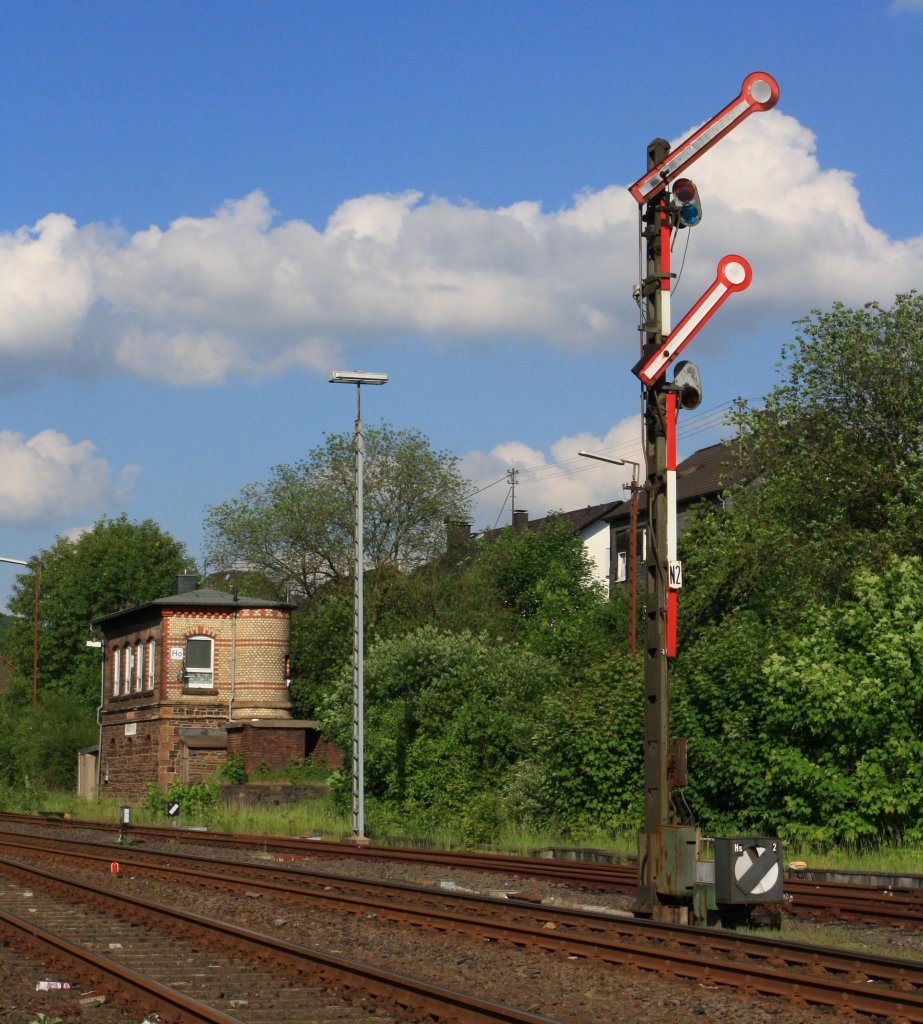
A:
628;73;784;926
636;139;673;915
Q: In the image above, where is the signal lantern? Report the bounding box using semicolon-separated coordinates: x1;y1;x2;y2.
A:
671;178;702;228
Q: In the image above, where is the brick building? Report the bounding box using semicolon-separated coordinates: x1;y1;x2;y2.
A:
92;574;326;802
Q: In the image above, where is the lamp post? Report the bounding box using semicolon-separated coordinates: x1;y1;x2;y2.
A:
578;452;641;655
329;370;389;840
1;556;41;711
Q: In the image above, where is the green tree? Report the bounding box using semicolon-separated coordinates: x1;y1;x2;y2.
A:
0;691;98;789
1;515;189;709
683;291;923;629
532;656;644;834
759;556;923;842
203;423;472;601
288;511;622;718
673;292;923;836
473;515;618;672
318;626;562;828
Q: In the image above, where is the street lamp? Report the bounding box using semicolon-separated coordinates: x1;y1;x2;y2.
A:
329;370;389;840
0;556;41;711
578;452;641;656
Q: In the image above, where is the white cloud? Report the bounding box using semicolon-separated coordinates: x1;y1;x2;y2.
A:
0;429;139;524
0;109;920;387
0;214;96;355
461;416;643;529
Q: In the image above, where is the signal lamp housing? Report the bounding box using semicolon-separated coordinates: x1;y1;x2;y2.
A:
671;178;702;228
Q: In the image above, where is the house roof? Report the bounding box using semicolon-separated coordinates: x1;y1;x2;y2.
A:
525;500;624;534
604;440;745;525
91;586;294;628
675;440;744;503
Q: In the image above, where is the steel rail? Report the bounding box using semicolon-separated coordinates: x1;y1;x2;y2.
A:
2;813;920;929
2;833;921;1021
0;906;246;1024
2;828;921;992
0;855;562;1024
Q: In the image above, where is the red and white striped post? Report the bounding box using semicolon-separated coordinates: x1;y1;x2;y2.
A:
665;390;679;659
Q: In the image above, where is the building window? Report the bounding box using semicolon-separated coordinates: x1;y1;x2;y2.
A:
185;636;214;688
123;645;132;694
135;642;144;692
147;639;156;690
616;551;628;584
113;648;121;696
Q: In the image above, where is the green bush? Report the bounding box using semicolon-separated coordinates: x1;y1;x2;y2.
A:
218;754;248;785
533;657;644;834
320;626;561;824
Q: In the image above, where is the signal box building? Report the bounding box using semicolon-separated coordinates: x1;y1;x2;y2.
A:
91;575;320;802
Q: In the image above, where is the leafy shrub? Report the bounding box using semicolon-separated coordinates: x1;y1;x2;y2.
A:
533;657;644;834
218;754;248;785
319;626;561;823
163;779;219;823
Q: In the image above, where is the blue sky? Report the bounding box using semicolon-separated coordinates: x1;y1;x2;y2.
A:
1;1;922;606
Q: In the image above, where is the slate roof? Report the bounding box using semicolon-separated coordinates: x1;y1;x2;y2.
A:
605;440;745;526
91;587;294;628
675;440;744;504
523;500;624;534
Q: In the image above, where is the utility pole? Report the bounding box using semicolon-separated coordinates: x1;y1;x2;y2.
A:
507;467;518;525
577;451;640;655
625;466;639;657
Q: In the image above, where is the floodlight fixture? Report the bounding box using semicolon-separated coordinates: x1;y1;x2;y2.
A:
578;450;628;467
329;371;389;386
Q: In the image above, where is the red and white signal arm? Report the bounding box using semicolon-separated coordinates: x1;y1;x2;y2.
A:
629;72;779;205
633;255;752;387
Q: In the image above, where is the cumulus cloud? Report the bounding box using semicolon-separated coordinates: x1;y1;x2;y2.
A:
461;416;643;528
0;429;139;524
0;214;96;356
0;109;920;389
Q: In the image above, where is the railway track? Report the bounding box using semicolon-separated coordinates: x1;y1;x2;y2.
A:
0;853;560;1024
1;811;918;930
0;824;920;1021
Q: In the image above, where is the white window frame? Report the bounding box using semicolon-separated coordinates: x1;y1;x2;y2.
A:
616;550;628;584
135;641;144;692
185;635;214;689
113;648;121;696
146;639;156;690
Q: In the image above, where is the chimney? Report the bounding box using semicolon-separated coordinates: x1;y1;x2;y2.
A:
513;509;529;532
175;574;198;594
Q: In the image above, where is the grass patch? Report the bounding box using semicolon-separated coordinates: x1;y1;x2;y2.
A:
4;784;922;876
783;841;923;876
774;920;922;961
